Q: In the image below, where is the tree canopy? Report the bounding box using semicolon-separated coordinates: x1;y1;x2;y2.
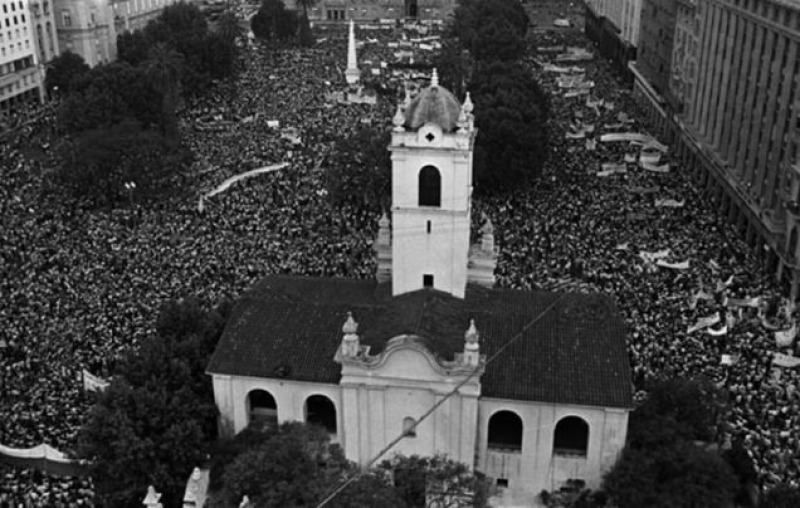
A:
469;61;550;192
602;378;739;508
44;51;90;96
76;298;230;507
251;0;298;41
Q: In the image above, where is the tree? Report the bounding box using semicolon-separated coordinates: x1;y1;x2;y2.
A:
378;455;494;508
325;126;391;211
295;0;316;17
76;299;228;507
53;119;191;207
251;0;297;41
448;0;528;60
634;378;729;443
602;441;738;508
471;17;524;63
760;484;800;508
44;51;90;96
433;38;471;99
298;12;315;47
57;62;162;134
214;423;349;508
469;61;550;192
144;43;185;144
216;11;243;45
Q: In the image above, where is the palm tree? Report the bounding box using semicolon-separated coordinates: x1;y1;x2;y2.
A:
144;43;185;145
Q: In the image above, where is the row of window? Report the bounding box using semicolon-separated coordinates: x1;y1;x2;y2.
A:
0;38;30;56
0;1;24;14
0;25;28;42
246;389;591;457
2;12;25;26
0;56;34;76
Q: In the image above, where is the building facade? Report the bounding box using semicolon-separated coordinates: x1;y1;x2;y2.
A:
208;77;632;506
584;0;642;81
52;0;176;68
0;0;43;118
284;0;456;22
636;0;677;97
29;0;59;66
632;0;800;299
52;0;115;66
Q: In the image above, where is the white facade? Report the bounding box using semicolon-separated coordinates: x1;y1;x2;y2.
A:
212;333;629;505
389;120;475;298
0;0;43;117
29;0;59;65
585;0;642;46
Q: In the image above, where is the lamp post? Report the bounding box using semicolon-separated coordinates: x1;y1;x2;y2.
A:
124;181;137;217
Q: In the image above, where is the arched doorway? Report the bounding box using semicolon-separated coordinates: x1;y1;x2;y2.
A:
247;389;277;429
405;0;418;18
305;394;337;434
487;410;523;452
553;416;589;456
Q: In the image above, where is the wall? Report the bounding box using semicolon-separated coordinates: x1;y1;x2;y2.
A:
476;398;629;506
637;0;677;96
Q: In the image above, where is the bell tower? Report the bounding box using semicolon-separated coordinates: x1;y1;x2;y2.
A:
387;70;477;299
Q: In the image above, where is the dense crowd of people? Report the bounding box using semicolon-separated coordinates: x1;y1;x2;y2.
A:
0;13;798;507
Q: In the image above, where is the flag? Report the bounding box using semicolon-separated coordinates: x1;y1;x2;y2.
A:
655;198;685;208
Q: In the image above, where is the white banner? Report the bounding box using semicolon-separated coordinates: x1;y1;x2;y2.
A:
688;312;721;333
639;249;671;263
82;369;109;393
655;198;685;208
708;324;728;336
640;161;671;173
775;323;797;348
773;353;800;368
656;259;690;270
720;354;739;365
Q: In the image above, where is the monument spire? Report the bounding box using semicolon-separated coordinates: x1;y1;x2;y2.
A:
345;20;359;85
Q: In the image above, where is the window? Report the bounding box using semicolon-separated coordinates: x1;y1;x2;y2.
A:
426;220;431;234
418;165;441;207
62;10;71;27
496;479;509;488
247;389;277;429
553;416;589;457
423;274;433;288
305;395;337;434
403;417;417;437
487;410;523;452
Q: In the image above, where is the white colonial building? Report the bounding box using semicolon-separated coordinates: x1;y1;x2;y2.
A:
207;75;632;506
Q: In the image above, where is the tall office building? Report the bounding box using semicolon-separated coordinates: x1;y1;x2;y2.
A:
636;0;678;97
0;0;44;119
584;0;642;81
633;0;800;298
29;0;59;66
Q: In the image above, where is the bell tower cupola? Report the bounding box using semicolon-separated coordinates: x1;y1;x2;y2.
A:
387;70;477;298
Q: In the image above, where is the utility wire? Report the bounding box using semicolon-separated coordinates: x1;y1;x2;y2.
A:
316;292;569;508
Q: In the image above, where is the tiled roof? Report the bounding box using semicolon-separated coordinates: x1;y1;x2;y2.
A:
207;276;633;409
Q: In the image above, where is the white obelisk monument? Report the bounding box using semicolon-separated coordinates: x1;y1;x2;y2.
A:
345;19;360;85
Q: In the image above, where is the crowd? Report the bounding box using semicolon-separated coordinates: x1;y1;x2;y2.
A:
0;15;798;507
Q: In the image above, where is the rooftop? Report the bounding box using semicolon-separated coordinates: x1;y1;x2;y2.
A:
207;276;633;409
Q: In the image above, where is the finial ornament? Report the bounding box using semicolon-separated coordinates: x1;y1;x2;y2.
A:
343;311;359;334
465;319;479;345
379;210;390;228
392;104;406;132
456;107;469;133
430;68;439;88
240;495;251;508
142;486;162;508
463;91;474;114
